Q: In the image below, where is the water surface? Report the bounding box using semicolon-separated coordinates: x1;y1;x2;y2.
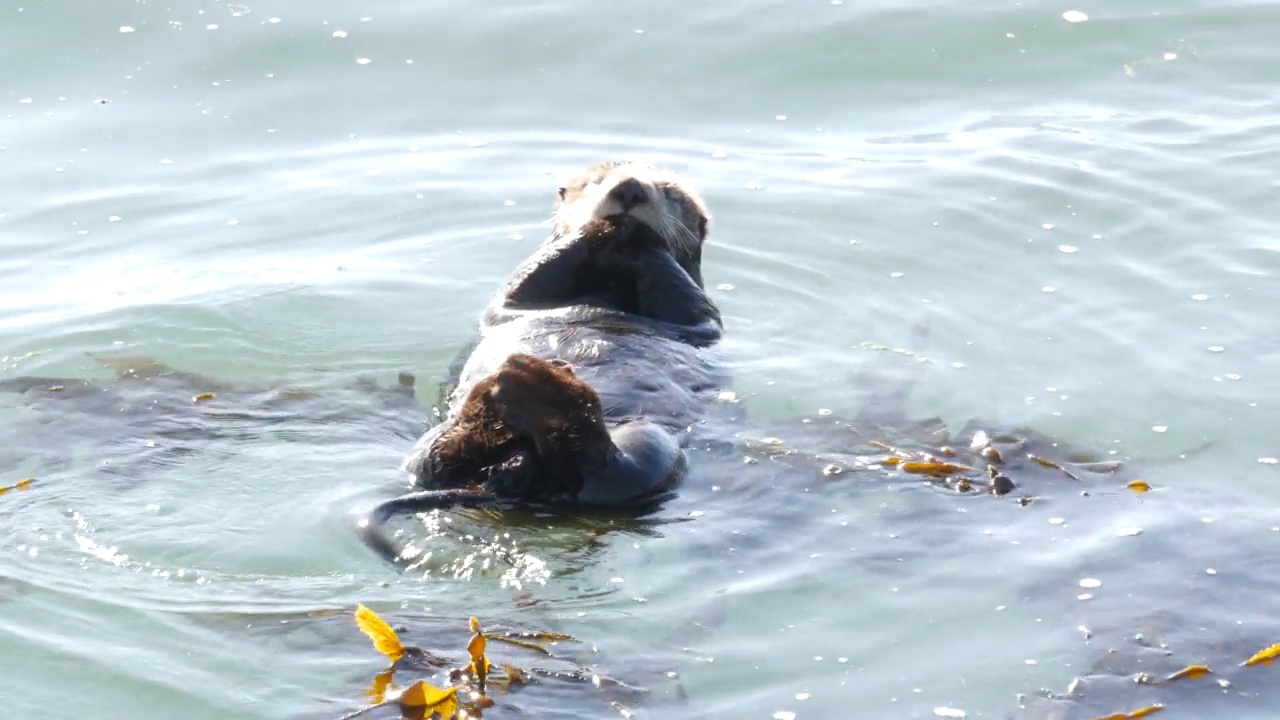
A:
3;1;1279;718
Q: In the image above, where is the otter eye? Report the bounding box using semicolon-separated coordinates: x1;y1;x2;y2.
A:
557;187;567;200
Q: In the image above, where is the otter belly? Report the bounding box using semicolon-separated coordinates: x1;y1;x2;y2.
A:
449;316;726;436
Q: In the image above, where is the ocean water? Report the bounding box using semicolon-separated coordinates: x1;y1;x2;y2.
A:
2;1;1279;718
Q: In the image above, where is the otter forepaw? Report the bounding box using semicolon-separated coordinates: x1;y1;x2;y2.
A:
488;354;603;434
583;216;666;263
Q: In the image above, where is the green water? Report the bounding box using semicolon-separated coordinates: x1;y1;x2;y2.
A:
3;0;1279;718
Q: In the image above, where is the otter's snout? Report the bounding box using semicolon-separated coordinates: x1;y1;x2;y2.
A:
609;177;648;211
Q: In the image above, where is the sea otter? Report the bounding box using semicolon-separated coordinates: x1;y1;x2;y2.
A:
357;161;728;564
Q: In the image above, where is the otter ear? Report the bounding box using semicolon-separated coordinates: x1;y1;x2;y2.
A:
557;187;567;200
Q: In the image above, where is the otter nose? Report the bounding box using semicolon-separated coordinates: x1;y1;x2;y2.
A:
609;178;648;211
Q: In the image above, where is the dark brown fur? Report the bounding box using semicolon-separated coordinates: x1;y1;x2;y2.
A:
430;355;613;502
357;162;725;566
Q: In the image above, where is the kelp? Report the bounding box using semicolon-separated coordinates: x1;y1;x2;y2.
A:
1161;664;1211;683
1241;642;1280;667
0;478;35;497
343;605;579;719
355;604;408;664
1089;705;1163;720
857;424;1148;501
1071;640;1280;719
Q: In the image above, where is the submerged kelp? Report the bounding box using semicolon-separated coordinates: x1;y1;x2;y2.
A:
1008;510;1280;720
4;350;1275;720
1;354;424;482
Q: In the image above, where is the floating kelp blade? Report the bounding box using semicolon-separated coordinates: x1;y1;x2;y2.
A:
1241;641;1280;667
502;664;527;686
366;668;395;705
0;478;36;496
1088;704;1163;720
485;629;574;656
1162;664;1211;682
396;680;460;718
899;461;972;477
467;616;491;695
867;440;912;458
1028;454;1081;481
355;604;407;664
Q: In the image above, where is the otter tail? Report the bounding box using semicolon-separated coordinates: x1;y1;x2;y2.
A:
355;488;501;567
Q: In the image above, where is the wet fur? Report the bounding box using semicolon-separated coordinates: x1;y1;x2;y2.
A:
358;162;726;566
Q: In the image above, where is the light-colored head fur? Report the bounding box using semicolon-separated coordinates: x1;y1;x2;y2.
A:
550;161;710;269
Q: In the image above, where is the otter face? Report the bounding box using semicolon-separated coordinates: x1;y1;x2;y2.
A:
552;161;710;272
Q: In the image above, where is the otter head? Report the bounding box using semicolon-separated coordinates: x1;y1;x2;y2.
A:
552;161;711;287
415;355;607;503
